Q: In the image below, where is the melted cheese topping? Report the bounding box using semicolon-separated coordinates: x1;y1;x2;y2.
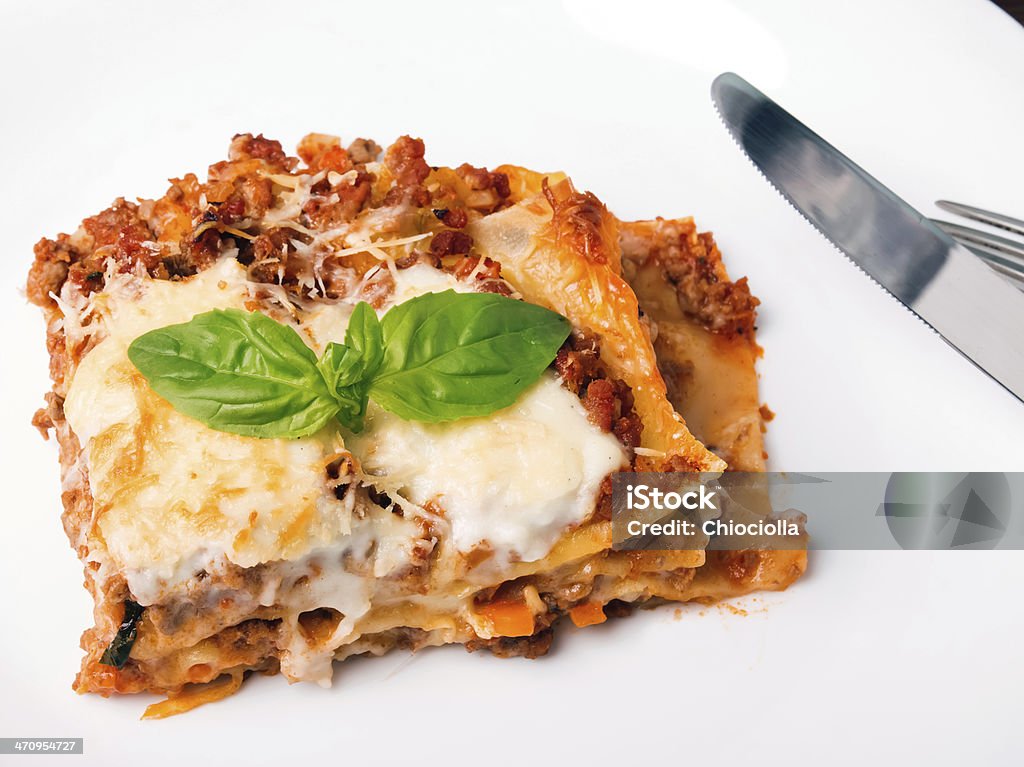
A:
62;258;626;614
349;378;623;563
63;260;361;604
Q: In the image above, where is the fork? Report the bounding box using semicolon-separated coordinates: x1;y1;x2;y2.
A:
931;200;1024;287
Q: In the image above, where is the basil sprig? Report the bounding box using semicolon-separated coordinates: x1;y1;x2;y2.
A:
127;290;571;438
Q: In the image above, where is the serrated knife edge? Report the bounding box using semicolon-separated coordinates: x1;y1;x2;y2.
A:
711;72;1024;405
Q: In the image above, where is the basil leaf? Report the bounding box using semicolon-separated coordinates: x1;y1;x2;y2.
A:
128;309;340;438
369;290;571;422
317;302;383;392
127;293;571;437
318;342;361;392
316;302;383;432
99;600;143;668
344;301;384;381
316;343;368;431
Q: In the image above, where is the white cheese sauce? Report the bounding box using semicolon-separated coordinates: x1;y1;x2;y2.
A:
62;257;625;632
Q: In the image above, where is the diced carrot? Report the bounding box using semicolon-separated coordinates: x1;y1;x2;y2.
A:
478;599;535;637
569;602;607;628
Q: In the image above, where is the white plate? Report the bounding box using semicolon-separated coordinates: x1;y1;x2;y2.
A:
2;1;1023;764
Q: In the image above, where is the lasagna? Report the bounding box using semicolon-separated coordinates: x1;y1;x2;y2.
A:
27;133;806;717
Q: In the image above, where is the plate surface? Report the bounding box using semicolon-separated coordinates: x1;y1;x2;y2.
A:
1;1;1022;764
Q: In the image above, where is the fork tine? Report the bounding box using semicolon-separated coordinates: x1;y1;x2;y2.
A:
935;200;1024;237
932;219;1024;266
958;241;1024;276
982;259;1024;290
947;239;1024;290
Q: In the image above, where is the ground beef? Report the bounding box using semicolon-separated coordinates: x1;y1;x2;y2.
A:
583;379;617;431
464;628;554;659
553;332;602;395
613;411;643;448
449;255;499;280
27;236;76;306
430;229;474;257
557;334;642;448
346;137;382;164
621;221;759;339
246;229;294;283
394;252;440;270
356;269;396;309
662;239;759;338
383;135;431;206
602;599;636;619
456;163;511;199
432;207;468;228
228;133;294;171
303;171;373;229
477;280;513;296
82;198;149;248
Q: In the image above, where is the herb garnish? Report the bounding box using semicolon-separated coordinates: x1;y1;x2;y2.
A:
127;290;571;438
99;600;144;668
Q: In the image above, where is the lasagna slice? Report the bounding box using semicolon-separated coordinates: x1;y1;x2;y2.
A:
27;134;806;717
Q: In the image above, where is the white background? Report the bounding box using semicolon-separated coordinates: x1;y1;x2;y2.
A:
1;1;1022;764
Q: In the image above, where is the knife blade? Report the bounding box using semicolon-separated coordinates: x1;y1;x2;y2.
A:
710;72;1024;404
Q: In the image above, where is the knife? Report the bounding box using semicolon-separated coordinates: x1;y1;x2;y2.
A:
710;72;1024;404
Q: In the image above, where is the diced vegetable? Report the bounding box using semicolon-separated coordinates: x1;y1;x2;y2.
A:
143;672;244;719
569;602;607;628
478;599;535;637
99;600;144;668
